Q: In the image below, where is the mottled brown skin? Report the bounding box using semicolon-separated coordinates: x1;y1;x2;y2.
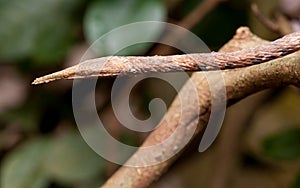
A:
32;28;300;85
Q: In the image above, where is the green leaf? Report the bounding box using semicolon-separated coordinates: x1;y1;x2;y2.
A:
43;132;104;184
263;128;300;160
1;138;50;188
0;102;41;132
0;0;82;65
84;0;166;56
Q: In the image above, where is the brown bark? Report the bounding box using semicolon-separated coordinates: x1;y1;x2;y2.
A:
101;28;300;187
32;27;300;187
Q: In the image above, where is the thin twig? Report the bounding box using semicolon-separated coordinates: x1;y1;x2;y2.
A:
32;30;300;85
251;3;293;35
251;3;280;33
151;0;225;55
179;0;226;29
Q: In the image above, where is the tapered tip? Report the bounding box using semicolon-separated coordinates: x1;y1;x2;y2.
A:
31;76;57;85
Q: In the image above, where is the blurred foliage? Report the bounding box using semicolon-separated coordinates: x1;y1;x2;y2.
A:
1;133;104;188
0;0;84;65
263;128;300;160
43;132;104;184
0;0;299;188
0;0;167;187
84;0;166;56
1;138;49;188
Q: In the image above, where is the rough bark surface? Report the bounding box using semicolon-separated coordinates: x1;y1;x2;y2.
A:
32;27;300;188
32;28;300;85
101;27;300;187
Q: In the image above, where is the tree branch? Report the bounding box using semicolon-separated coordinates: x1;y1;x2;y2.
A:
32;27;300;187
32;29;300;85
100;28;300;188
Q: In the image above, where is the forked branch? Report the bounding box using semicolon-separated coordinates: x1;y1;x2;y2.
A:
32;27;300;188
100;28;300;188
